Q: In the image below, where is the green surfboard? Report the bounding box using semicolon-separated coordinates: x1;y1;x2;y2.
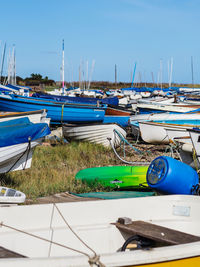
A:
75;165;149;189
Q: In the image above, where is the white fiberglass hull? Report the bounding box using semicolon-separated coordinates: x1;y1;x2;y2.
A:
0;195;200;266
139;121;195;144
62;123;127;147
130;111;200;124
0;109;50;125
0;140;39;173
136;102;199;113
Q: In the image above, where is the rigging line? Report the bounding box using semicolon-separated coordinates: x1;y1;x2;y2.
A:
53;203;97;256
0;221;91;258
6;140;32;173
113;129;142;154
22;137;31;170
108;138;150;165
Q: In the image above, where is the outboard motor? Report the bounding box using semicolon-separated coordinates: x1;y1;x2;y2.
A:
147;156;199;195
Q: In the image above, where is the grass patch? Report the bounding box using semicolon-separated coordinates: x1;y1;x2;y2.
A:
0;142;120;199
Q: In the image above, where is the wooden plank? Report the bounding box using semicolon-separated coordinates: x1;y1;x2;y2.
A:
0;246;26;258
114;220;200;245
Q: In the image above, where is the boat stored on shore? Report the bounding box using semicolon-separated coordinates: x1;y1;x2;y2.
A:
0;195;200;266
0;94;106;125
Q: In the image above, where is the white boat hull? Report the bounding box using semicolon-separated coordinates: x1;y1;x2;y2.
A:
136;102;199;113
62;123;127;147
139;121;195;144
130;111;200;124
0;109;50;125
0;195;200;266
0;141;39;173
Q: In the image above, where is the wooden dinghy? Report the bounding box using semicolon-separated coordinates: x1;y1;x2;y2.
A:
105;105;133;116
62;123;127;147
0;195;200;266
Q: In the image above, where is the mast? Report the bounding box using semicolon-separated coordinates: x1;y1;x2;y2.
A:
62;39;65;94
151;72;155;85
0;42;6;84
115;64;117;88
191;56;194;89
13;44;16;85
169;57;173;89
160;59;163;90
88;60;95;90
131;62;137;88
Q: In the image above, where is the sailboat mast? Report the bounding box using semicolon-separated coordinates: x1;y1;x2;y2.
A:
191;56;194;89
62;39;65;94
0;42;6;84
13;44;16;85
131;62;137;88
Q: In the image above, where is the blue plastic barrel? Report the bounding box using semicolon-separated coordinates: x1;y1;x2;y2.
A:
146;156;199;195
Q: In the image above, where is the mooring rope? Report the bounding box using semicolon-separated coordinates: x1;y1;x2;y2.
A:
0;221;90;257
0;203;106;267
108;137;150;165
6;137;32;173
53;203;97;255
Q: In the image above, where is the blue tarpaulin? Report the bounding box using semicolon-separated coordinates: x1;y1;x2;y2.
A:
0;117;51;147
32;92;119;106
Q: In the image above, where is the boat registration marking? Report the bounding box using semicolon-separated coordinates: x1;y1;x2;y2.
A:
110;179;123;184
172;205;191;217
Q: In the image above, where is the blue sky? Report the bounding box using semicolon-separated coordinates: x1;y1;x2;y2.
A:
0;0;200;84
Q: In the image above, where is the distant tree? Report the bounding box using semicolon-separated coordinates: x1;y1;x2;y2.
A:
16;76;23;82
30;73;43;80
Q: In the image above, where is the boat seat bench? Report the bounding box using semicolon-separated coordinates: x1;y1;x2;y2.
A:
113;218;200;246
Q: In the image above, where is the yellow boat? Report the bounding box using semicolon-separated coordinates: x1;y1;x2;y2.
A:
0;195;200;266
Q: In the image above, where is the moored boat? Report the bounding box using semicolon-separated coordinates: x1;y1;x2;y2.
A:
0;94;106;125
32;91;119;106
139;121;200;144
0;195;200;266
62;123;127;147
0;117;50;173
0;109;50;125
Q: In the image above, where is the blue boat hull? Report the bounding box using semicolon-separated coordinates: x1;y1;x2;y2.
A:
32;92;119;106
0;95;105;125
103;115;130;127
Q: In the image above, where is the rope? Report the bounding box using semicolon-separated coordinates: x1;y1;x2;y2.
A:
23;137;31;170
0;221;90;257
113;129;142;154
0;203;106;267
6;138;32;173
61;104;64;123
108;137;149;165
192;149;200;173
0;221;106;266
53;204;97;255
